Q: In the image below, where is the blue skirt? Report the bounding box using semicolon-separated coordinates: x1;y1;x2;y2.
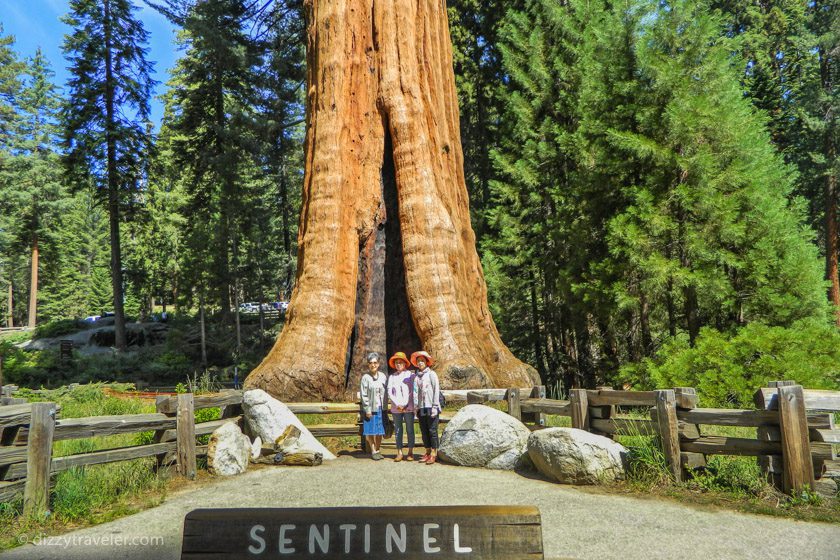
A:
363;410;385;436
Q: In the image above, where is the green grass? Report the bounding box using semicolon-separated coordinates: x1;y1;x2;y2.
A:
0;383;229;550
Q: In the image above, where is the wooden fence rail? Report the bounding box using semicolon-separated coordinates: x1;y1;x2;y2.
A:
1;382;837;516
500;381;839;497
0;385;509;515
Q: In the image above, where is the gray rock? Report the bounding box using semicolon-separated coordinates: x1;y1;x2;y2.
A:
527;427;627;485
438;404;530;470
207;421;251;476
241;389;336;460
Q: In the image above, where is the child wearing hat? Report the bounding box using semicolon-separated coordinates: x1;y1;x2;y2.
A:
412;350;441;465
360;352;387;460
387;352;416;462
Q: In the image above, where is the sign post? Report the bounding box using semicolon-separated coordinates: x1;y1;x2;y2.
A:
181;506;543;559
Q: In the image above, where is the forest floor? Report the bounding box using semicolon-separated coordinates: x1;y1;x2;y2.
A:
2;454;839;560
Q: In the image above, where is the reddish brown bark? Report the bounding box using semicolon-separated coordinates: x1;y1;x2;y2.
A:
245;0;537;401
6;279;12;328
28;234;38;329
827;158;839;326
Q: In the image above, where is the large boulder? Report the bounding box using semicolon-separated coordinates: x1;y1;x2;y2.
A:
527;427;627;485
242;389;336;460
438;404;531;470
207;421;251;476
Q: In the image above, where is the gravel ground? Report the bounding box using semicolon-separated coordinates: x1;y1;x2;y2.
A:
2;455;839;560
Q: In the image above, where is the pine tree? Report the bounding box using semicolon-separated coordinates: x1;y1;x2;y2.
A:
165;0;262;340
489;0;829;388
711;0;840;324
40;186;113;320
0;49;66;328
489;0;602;387
447;0;509;238
0;24;25;327
606;0;827;340
251;0;305;304
62;0;155;349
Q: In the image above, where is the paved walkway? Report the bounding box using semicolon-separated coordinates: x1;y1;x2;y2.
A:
2;455;839;559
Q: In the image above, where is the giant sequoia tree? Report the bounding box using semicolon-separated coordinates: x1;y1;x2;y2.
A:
245;0;538;400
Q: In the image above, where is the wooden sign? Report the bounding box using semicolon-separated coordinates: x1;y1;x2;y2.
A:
181;506;543;559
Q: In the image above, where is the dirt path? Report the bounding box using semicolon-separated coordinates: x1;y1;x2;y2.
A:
2;456;838;560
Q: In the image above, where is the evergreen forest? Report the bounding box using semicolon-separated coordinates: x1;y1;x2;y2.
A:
0;0;838;403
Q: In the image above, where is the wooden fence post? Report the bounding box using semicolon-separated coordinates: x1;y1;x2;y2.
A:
589;387;615;439
777;385;814;495
520;386;546;426
176;393;196;480
755;380;795;489
507;388;521;421
673;387;704;478
23;402;56;518
570;389;589;431
153;395;175;471
655;390;682;482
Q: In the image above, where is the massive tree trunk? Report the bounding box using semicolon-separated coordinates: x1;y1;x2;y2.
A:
246;0;538;401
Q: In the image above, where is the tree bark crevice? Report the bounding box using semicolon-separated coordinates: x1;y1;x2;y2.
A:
246;0;537;401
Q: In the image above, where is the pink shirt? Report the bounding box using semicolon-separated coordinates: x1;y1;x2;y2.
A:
388;370;415;413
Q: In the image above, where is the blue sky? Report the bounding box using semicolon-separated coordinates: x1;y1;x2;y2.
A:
1;0;178;127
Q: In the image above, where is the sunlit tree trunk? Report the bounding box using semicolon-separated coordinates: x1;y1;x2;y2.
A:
28;234;38;329
246;0;537;401
6;279;13;328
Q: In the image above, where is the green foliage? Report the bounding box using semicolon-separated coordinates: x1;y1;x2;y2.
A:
620;320;840;406
689;456;767;496
32;319;89;340
488;0;832;391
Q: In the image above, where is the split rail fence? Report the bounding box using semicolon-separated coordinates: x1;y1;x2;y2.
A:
492;381;839;497
0;386;477;517
1;382;838;519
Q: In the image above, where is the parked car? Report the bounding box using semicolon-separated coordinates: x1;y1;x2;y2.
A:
83;315;101;323
238;302;260;313
271;301;290;311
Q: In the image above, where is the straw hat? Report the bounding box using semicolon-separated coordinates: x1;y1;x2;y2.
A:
410;350;435;368
388;352;410;369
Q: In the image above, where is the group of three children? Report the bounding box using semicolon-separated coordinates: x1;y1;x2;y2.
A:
359;350;441;464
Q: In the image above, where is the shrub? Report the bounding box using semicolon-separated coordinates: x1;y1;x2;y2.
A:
33;319;90;340
619;320;840;407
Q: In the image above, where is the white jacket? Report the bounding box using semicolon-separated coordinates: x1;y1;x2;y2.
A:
387;371;415;412
413;367;440;415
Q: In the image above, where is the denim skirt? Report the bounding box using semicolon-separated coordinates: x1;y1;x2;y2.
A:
362;410;385;436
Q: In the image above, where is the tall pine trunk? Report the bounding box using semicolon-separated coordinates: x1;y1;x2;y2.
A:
246;0;537;400
104;0;127;351
817;2;840;326
6;279;12;328
826;155;839;326
28;233;38;329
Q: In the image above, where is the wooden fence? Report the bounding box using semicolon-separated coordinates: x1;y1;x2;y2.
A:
0;389;368;517
0;385;514;517
495;382;839;497
1;382;837;518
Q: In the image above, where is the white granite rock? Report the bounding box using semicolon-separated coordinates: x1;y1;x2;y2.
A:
242;389;336;460
527;427;627;484
207;421;251;476
438;405;530;470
